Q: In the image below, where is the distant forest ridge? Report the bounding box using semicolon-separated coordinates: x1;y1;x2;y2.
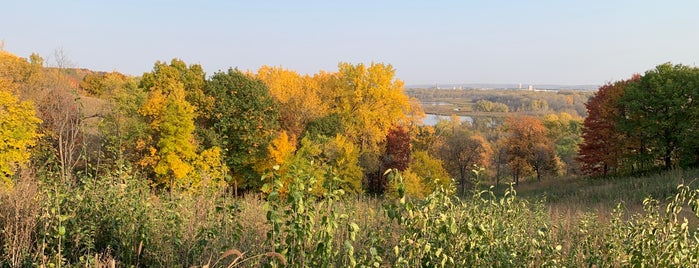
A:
406;83;599;91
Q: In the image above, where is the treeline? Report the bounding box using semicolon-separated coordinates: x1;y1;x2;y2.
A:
578;63;699;177
0;49;427;196
0;48;583;199
406;88;591;116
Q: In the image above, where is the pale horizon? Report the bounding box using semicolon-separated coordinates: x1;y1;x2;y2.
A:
3;1;697;86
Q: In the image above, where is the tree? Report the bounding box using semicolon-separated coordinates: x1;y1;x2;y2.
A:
371;126;411;194
257;66;329;140
0;81;41;185
38;88;84;181
400;150;452;198
382;126;411;172
0;50;44;101
504;116;555;184
542;112;582;175
330;62;411;153
139;62;199;189
618;63;699;170
100;76;149;170
205;68;279;192
530;143;560;181
437;128;491;195
79;71;128;97
577;78;636;177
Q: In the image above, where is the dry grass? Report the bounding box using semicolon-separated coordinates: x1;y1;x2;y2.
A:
0;169;41;267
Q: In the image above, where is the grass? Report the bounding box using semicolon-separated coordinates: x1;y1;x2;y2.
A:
1;168;699;267
492;168;699;208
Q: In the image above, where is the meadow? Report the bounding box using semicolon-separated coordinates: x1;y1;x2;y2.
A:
2;167;698;267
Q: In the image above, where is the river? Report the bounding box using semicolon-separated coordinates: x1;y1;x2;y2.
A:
422;114;473;126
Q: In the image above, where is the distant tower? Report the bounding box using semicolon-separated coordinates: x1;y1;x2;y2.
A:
528;85;533;91
518;83;522;89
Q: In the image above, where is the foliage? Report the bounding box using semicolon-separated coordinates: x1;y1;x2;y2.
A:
579;63;699;176
382;126;411;172
619;63;699;170
436;126;491;195
542;112;582;174
302;113;343;140
400;150;452;198
577;78;635;177
504;116;558;184
139;61;199;188
141;59;212;121
205;68;280;192
79;71;128;97
332;62;410;153
0;87;41;183
100;76;149;170
474;99;509;112
257;66;329;140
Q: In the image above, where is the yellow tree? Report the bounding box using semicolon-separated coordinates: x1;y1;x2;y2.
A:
401;150;452;198
332;62;411;152
257;66;329;140
0;80;41;186
140;62;199;189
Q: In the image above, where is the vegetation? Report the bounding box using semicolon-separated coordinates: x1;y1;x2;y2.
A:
1;47;699;266
578;63;699;176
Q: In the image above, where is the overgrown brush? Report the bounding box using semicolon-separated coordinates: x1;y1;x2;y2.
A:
1;167;699;267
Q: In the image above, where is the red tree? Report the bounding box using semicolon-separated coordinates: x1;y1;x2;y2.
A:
383;125;411;172
577;76;638;177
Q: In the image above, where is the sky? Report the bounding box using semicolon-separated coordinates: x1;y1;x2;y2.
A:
2;0;698;86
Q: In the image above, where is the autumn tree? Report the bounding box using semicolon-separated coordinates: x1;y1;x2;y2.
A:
382;126;411;172
504;116;557;184
34;51;89;182
474;100;509;112
0;80;41;186
139;62;199;189
436;126;491;196
204;68;279;192
542;112;582;174
370;126;411;194
399;150;452;198
269;134;363;196
330;62;411;153
577;78;636;177
257;66;329;140
99;76;148;170
79;71;129;97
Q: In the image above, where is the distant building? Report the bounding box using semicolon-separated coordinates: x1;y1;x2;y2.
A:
528;85;534;91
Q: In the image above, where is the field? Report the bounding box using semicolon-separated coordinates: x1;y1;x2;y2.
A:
2;168;698;267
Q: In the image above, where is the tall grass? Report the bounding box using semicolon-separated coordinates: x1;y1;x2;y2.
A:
0;167;698;267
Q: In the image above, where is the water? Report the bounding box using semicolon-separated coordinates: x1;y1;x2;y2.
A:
421;101;452;106
422;114;473;126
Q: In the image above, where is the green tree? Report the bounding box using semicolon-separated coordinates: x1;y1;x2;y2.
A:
619;63;699;170
100;77;149;170
205;68;279;192
542;112;582;174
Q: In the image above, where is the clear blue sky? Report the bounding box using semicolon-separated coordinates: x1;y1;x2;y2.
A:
3;0;698;85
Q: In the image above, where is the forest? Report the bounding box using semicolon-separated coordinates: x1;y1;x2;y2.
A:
2;48;699;267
